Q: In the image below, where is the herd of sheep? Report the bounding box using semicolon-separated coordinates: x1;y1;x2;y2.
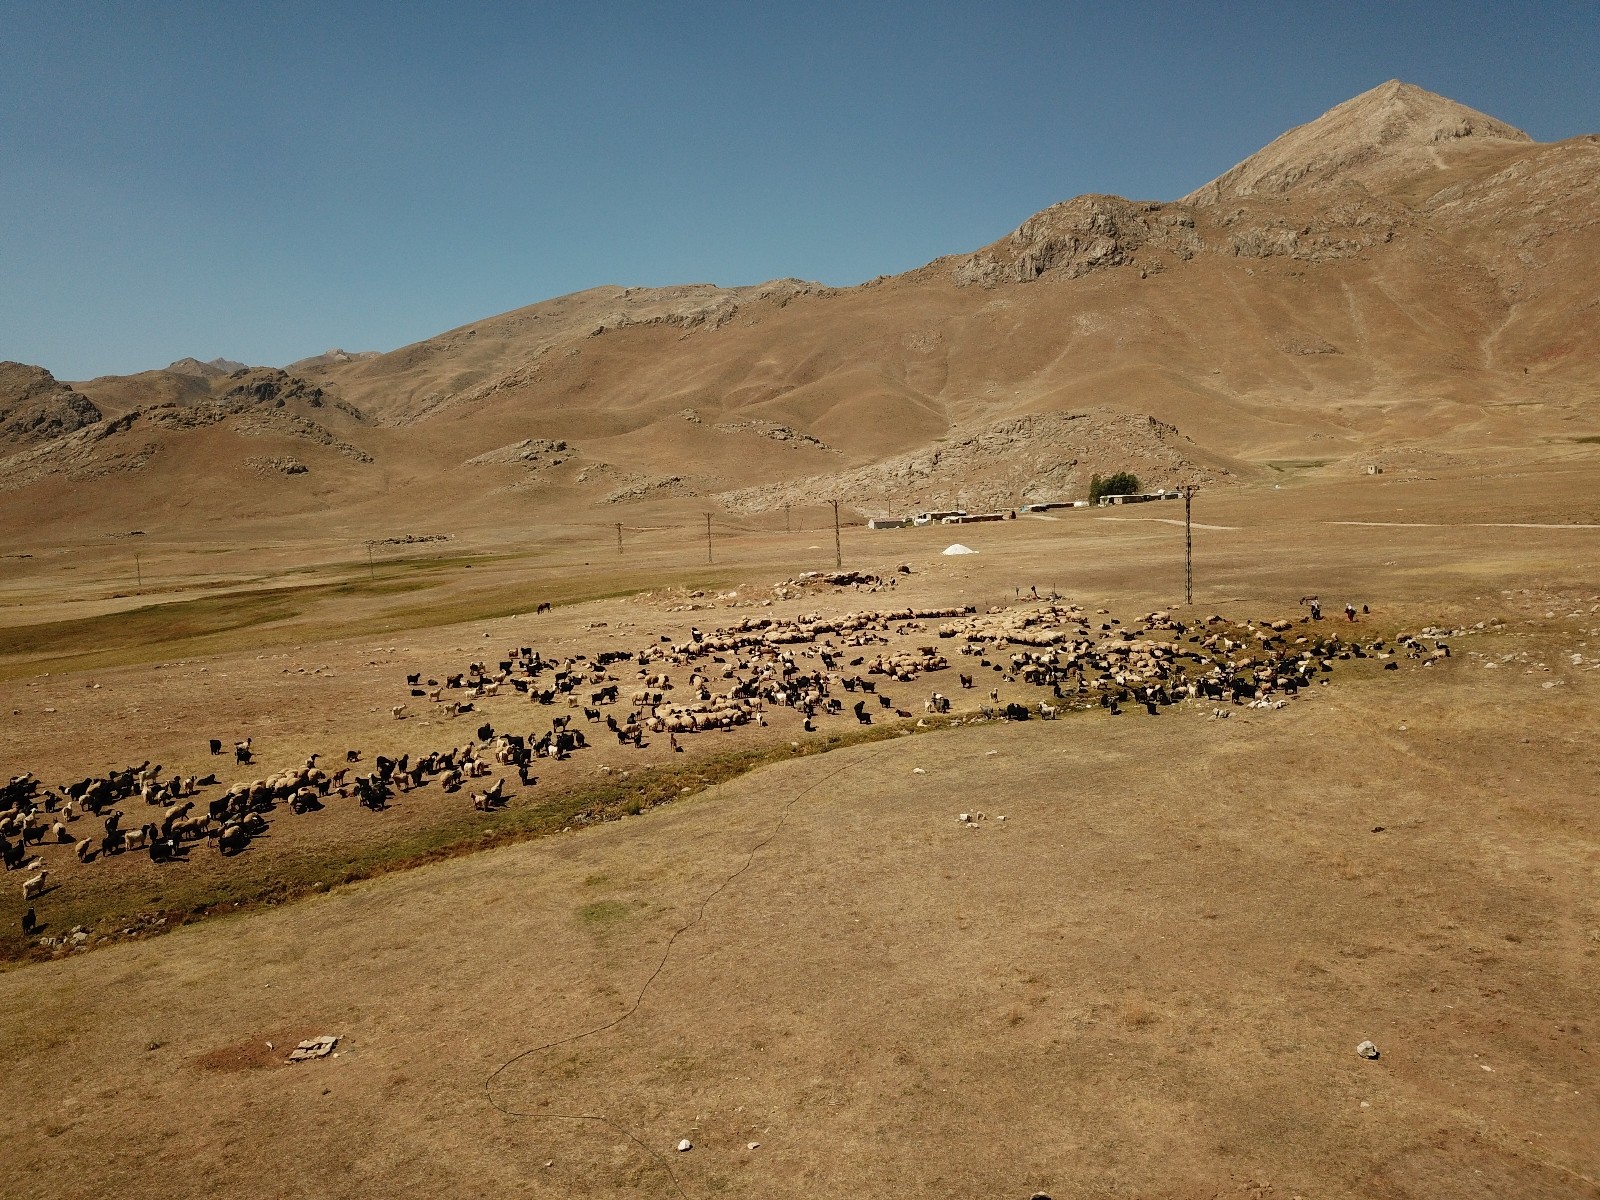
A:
3;597;1447;945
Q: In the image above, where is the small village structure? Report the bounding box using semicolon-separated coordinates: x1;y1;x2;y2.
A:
1097;489;1182;506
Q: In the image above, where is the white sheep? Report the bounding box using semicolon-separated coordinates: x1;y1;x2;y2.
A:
392;704;407;720
22;869;48;900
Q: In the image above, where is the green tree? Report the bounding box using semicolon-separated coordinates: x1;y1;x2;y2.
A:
1089;471;1141;504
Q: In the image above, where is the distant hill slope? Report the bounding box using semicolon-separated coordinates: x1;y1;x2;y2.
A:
286;348;383;374
4;81;1598;540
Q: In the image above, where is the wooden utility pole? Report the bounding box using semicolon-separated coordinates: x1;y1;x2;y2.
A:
705;512;714;565
615;523;623;555
831;500;842;569
1182;485;1198;605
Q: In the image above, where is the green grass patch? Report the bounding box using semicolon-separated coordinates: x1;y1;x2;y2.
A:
0;590;306;659
0;718;928;966
1264;458;1334;472
0;575;436;680
577;899;634;926
0;560;737;681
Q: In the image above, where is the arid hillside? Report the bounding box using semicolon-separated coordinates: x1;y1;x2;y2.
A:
5;80;1598;546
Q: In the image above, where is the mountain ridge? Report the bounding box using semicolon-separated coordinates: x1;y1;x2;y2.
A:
5;82;1597;541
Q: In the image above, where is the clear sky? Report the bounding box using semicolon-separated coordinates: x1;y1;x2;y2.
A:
3;1;1596;380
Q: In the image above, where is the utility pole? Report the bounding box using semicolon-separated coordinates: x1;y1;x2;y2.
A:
831;499;842;569
615;522;623;555
1182;485;1198;605
705;512;714;565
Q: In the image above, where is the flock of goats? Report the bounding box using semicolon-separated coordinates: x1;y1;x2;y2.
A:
3;596;1448;945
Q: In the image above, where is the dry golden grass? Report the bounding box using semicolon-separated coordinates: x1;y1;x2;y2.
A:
0;464;1597;1198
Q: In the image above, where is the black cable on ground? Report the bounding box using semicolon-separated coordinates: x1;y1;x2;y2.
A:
483;746;883;1195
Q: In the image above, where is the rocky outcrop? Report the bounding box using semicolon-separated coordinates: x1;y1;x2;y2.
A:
464;438;574;467
954;196;1199;286
244;455;309;475
711;418;832;450
217;367;334;409
717;410;1232;514
0;362;102;447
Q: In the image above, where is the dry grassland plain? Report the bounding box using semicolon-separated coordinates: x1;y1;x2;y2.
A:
1;465;1598;1199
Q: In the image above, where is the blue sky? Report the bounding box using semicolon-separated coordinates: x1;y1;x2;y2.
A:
3;1;1596;380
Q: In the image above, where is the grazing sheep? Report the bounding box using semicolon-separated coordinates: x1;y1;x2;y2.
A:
472;779;506;811
392;704;408;720
1039;702;1059;720
22;869;48;901
21;907;37;936
208;739;223;755
235;739;253;765
75;837;94;863
217;824;250;855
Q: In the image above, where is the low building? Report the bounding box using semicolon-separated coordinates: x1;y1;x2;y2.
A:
942;511;1012;524
1098;490;1181;506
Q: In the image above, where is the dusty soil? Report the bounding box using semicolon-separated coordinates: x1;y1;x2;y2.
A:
1;469;1598;1198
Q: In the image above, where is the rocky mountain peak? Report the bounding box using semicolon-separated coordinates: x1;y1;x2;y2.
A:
1182;80;1531;206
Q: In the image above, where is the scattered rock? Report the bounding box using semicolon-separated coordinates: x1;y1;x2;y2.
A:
1356;1040;1380;1059
676;1139;693;1152
288;1035;340;1062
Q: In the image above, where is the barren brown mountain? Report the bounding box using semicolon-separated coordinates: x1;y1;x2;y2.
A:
2;83;1599;1200
3;79;1597;547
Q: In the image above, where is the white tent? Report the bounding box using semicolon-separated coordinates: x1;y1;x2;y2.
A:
941;543;977;555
